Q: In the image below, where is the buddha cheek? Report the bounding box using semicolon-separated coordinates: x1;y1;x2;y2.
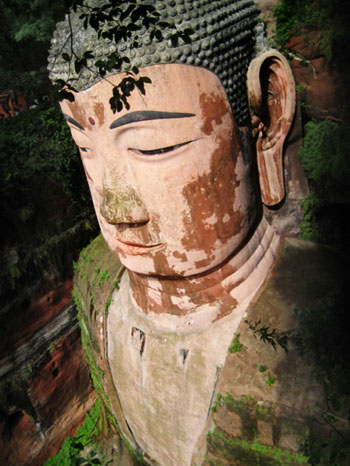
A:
181;138;243;269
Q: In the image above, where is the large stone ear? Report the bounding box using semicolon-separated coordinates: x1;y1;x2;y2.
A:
247;50;295;206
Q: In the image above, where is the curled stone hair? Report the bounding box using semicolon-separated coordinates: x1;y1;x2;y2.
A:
48;0;260;125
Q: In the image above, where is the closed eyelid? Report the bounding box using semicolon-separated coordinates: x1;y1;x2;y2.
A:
129;140;195;156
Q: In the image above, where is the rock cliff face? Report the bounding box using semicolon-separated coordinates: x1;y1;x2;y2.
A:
0;172;97;464
287;31;350;123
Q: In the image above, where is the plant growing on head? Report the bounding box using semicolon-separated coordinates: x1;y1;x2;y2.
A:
49;0;193;112
48;0;260;126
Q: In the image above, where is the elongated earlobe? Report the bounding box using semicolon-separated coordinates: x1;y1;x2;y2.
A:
247;50;295;206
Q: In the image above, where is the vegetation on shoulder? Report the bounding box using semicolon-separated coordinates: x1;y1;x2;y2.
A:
256;363;276;385
43;398;146;465
228;332;243;353
210;392;233;413
44;401;109;466
207;427;308;465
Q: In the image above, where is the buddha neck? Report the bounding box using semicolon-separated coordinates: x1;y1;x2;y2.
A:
128;217;280;319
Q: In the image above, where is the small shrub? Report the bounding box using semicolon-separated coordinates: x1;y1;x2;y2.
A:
229;333;243;353
299;120;350;253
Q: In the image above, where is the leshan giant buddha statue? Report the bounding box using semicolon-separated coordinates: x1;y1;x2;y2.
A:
48;1;339;464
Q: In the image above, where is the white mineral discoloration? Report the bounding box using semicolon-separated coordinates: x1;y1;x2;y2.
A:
119;253;155;274
148;277;164;291
146;287;162;305
223;213;231;223
166;249;209;274
170;294;196;310
203;213;218;226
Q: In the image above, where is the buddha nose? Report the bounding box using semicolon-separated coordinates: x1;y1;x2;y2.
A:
100;185;149;224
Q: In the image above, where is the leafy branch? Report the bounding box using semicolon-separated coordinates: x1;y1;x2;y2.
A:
52;0;193;111
244;319;291;353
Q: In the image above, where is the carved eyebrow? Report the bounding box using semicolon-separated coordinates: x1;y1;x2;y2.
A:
109;110;196;129
63;113;85;130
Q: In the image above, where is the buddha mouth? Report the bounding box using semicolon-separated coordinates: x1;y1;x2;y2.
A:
115;238;163;255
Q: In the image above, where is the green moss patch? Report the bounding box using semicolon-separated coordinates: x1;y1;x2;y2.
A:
207;428;308;466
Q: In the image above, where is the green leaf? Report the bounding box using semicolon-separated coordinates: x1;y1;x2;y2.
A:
62;53;71;62
135;79;145;95
120;4;136;22
131;6;146;23
76;458;86;465
141;76;151;84
257;364;266;373
116;100;123;112
128;23;142;32
75;60;83;74
57;89;75;102
158;21;173;29
155;29;163;41
101;3;112;12
112;86;120;97
180;31;192;45
184;27;194;36
89;15;99;30
170;34;178;47
94;59;106;68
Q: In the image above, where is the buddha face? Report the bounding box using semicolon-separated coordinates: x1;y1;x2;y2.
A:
60;64;258;276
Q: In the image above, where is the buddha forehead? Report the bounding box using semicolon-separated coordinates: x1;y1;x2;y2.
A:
61;64;233;127
48;0;260;126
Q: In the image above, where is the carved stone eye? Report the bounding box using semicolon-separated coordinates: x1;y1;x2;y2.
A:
131;140;193;156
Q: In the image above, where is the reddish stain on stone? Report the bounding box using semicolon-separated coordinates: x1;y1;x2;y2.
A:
172;250;187;261
93;101;105;126
199;91;231;135
181;133;243;257
67;101;87;129
129;251;240;318
88;117;96;125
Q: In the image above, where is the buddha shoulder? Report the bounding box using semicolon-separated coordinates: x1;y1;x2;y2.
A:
73;234;124;329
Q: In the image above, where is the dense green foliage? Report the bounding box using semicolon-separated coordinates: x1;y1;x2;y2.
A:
274;0;349;65
0;0;73;102
298;120;350;254
286;121;350;464
274;0;331;44
44;401;106;466
293;291;350;465
0;102;96;297
0;102;87;203
0;102;93;240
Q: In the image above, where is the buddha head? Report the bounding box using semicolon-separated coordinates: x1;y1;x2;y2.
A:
48;0;295;278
